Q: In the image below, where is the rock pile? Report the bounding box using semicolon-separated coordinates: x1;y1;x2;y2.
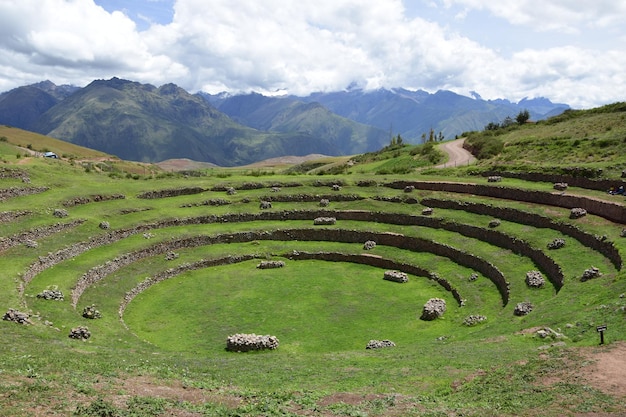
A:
488;176;502;182
581;266;602;282
165;252;179;261
99;221;110;230
257;260;285;269
404;185;414;193
319;199;330;207
68;326;91;340
383;270;408;283
421;207;433;215
553;183;568;191
525;270;545;288
24;239;38;248
468;273;478;282
226;187;236;195
420;298;446;321
82;305;102;319
463;315;487;326
547;238;565;249
226;333;279;352
208;198;230;206
331;184;342;191
259;201;272;209
536;327;565;340
514;302;533;316
3;308;31;324
488;219;501;228
37;288;64;300
53;208;68;218
313;217;336;225
366;339;396;349
570;208;587;219
363;240;376;250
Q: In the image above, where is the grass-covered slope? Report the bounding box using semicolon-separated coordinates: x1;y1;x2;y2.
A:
463;102;626;178
0;113;625;416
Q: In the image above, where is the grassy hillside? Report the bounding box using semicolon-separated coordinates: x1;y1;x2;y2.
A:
1;113;625;417
462;102;626;178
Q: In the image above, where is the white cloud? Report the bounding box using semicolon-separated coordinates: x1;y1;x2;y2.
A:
440;0;626;33
0;0;183;89
0;0;624;108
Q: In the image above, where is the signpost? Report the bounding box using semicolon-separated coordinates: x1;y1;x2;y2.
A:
596;324;607;345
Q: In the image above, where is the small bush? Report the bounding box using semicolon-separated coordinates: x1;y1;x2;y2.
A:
74;398;121;416
464;136;504;159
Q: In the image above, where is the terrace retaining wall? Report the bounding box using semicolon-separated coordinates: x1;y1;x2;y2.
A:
386;181;626;224
421;197;622;270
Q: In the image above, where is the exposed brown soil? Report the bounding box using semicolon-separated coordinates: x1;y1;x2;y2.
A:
578;341;626;397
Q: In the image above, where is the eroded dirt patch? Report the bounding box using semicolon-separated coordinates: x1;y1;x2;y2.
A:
578;341;626;397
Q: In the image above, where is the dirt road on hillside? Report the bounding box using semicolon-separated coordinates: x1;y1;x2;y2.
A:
436;138;476;168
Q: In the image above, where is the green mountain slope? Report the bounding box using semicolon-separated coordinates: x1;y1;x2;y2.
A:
208;93;389;154
31;78;344;166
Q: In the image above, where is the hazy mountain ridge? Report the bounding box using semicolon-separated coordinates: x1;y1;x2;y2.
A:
2;78;373;166
0;78;569;165
298;88;570;140
199;92;389;155
206;87;568;142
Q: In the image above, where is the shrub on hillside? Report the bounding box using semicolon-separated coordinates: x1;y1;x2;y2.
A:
464;136;504;159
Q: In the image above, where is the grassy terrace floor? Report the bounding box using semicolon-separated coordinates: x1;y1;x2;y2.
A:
1;152;626;416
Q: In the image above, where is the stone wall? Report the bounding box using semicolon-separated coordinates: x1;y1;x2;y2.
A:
286;250;463;305
0;210;31;224
137;187;206;199
0;186;49;201
387;180;626;224
62;194;126;207
421;197;622;270
0;167;29;180
478;170;623;192
258;194;364;203
23;210;510;307
0;219;86;252
119;254;260;319
118;249;464;322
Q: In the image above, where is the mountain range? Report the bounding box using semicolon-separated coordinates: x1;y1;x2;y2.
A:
0;78;569;166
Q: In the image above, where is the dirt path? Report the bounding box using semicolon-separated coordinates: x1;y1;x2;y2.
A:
436;138;476;168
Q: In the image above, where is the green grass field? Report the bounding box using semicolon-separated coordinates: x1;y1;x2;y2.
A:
1;108;626;416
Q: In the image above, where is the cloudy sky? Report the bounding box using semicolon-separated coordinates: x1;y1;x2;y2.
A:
0;0;624;108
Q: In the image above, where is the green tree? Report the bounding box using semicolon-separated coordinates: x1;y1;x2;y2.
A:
516;109;530;125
